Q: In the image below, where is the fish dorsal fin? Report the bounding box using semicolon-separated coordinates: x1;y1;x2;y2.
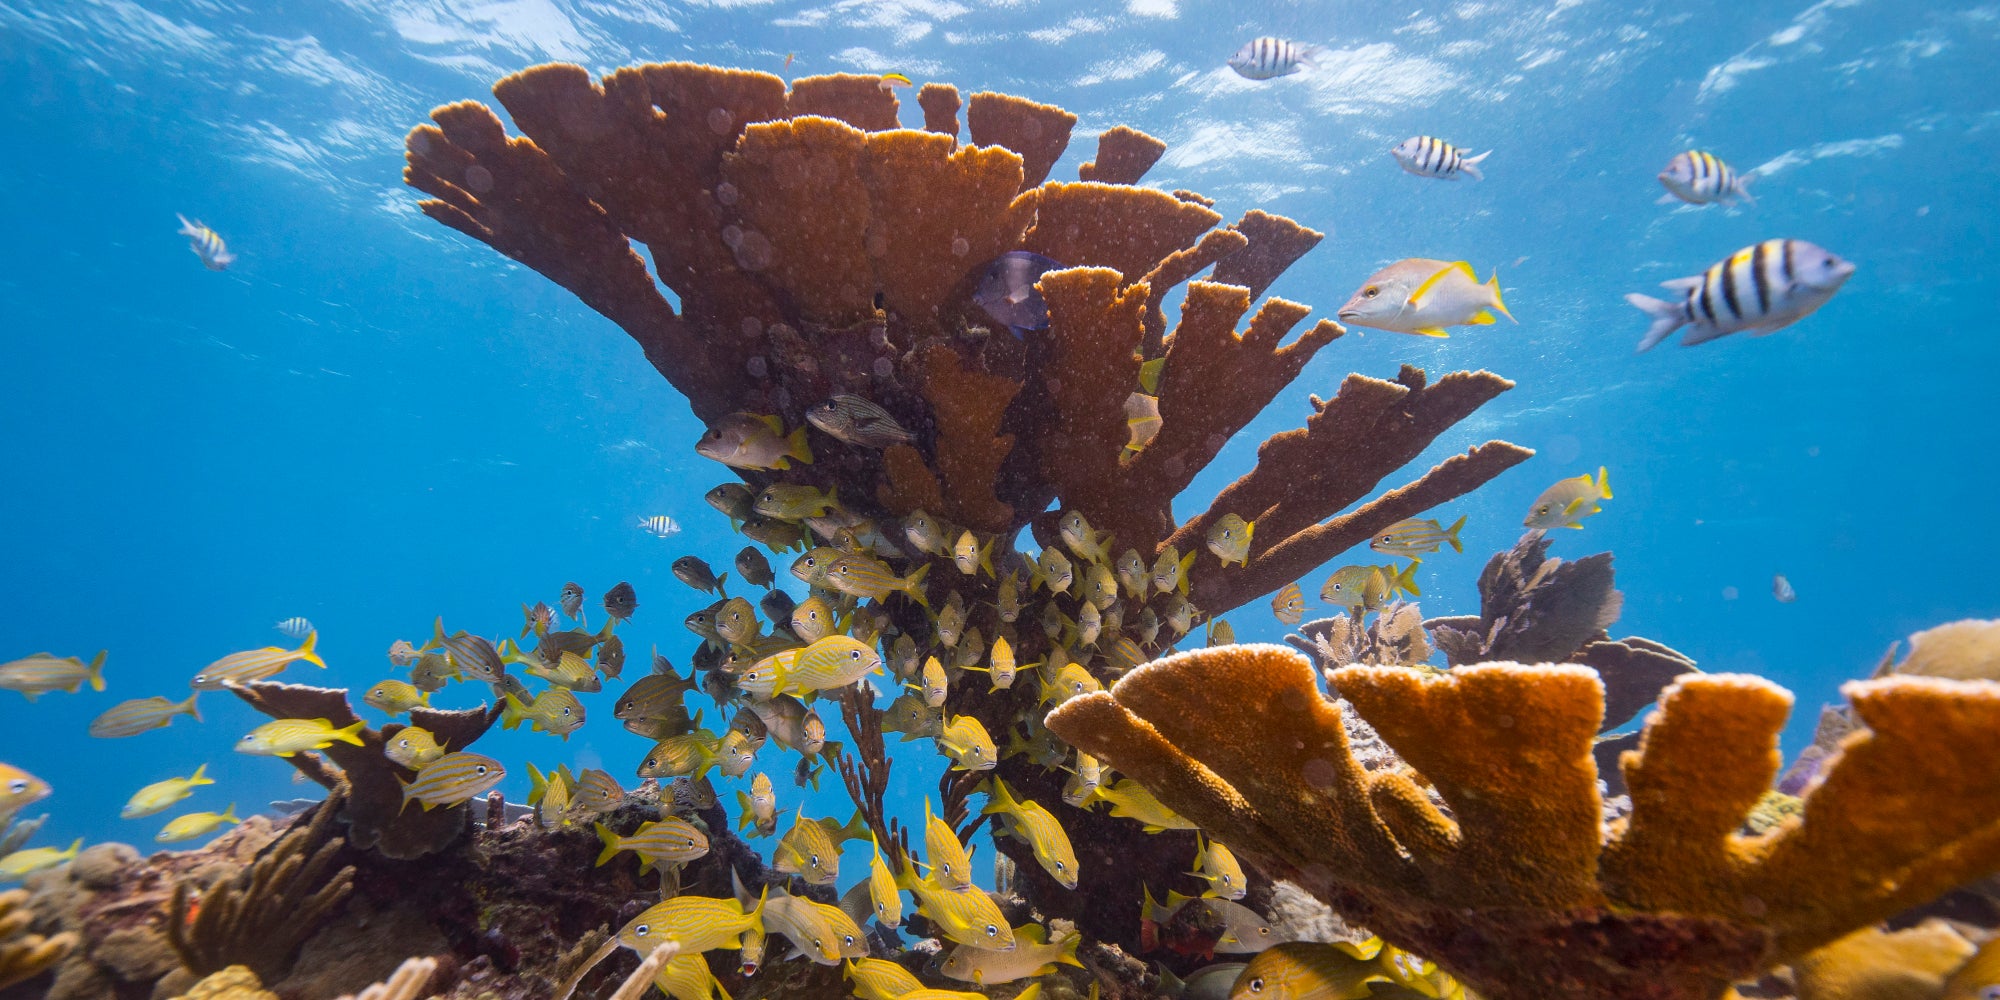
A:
1015;922;1049;946
756;413;785;434
1409;261;1477;307
1660;276;1704;293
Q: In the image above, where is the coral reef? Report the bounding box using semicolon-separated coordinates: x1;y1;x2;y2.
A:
1;887;77;992
166;793;354;983
228;681;500;859
1046;641;2000;1000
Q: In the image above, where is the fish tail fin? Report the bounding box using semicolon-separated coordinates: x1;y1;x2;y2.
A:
1444;514;1467;553
1395;562;1421;598
220;803;240;824
299;631;325;668
177;213;197;234
788;426;814;466
736;792;753;832
903;563;931;608
594;822;622;866
1625;293;1685;352
1461;150;1489;180
1735;172;1757;205
1486;272;1516;322
83;650;107;691
1056;928;1084;967
334;720;367;746
189;763;212;785
500;692;528;730
1596;466;1613;499
1176;552;1195;595
979;537;995;577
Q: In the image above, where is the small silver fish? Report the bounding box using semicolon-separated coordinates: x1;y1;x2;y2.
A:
274;617;314;639
1391;135;1489;181
1773;574;1797;603
1627;239;1854;351
639;515;682;537
1658;150;1755;206
177;214;236;270
1228;36;1315;80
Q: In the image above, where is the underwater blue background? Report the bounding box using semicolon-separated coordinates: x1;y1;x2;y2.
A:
3;0;1996;886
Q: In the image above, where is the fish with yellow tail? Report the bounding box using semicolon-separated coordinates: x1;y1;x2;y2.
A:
1059;510;1111;564
917;656;949;707
1034;547;1074;596
236;718;365;757
753;483;840;521
825;553;930;607
954;529;995;577
638;730;720;780
1320;563;1418;615
1206;896;1284;953
1271;582;1306;625
1115;549;1149;598
937;714;998;772
1192;833;1248;900
398;752;504;811
1062;751;1104;808
1152;545;1197;595
845;956;925;1000
383;726;444;769
770;635;884;697
1524;466;1612;530
1;650;106;699
1627;239;1853;351
943;923;1083;985
865;833;903;927
1206;514;1255;567
774;807;866;885
1;763;51;826
156;806;239;843
696;411;812;470
1207;618;1236;646
619;890;766;956
736;772;778;837
1370;515;1466;561
572;768;624;817
1097;778;1198;833
1125;391;1162;454
1228;939;1397;998
501;687;585;739
2;837;82;877
923;796;976;893
89;693;201;737
962;636;1024;693
980;777;1079;889
362;679;429;716
595;816;709;872
896;854;1017;950
1338;259;1514;338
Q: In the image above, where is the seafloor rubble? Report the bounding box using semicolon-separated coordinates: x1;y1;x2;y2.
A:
7;61;1998;1000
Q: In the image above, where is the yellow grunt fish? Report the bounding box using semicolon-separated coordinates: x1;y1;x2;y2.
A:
1370;515;1466;561
192;635;321;690
897;854;1016;950
235;718;364;757
398;752;504;811
596;816;710;872
1227;940;1394;999
1525;466;1612;530
363;679;430;715
981;777;1079;889
937;714;997;772
1;762;52;826
383;726;444;769
1;650;107;700
1206;514;1255;567
1193;832;1248;900
696;412;812;470
752;483;840;521
866;833;903;927
156;806;239;843
1098;778;1198;833
619;891;765;956
501;688;585;739
954;530;994;577
846;956;924;1000
1059;510;1110;564
737;772;778;837
1151;546;1197;596
922;797;975;893
89;693;200;737
825;553;930;607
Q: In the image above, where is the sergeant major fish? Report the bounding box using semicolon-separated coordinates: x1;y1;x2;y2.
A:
1338;259;1514;338
1658;150;1754;206
1228;36;1317;80
176;214;237;270
1391;135;1490;181
1626;239;1854;351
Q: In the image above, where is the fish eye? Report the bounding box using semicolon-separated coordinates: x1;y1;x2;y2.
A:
985;924;998;936
842;934;856;946
1223;874;1234;884
636;924;650;936
1054;860;1065;870
810;854;820;865
476;765;489;775
1258;927;1270;935
1364;286;1380;297
194;675;207;683
1248;978;1266;994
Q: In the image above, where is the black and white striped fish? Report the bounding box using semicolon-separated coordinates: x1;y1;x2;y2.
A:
1626;239;1854;351
1657;150;1755;206
1227;37;1316;80
1391;136;1489;181
274;616;314;639
176;214;236;270
638;515;681;537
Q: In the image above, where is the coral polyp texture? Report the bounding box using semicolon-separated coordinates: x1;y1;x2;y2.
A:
1044;643;2000;1000
401;60;1529;617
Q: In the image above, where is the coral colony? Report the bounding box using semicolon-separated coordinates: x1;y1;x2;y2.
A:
5;63;2000;1000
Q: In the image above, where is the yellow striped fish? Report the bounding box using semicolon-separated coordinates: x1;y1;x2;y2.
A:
752;483;840;521
431;619;505;683
651;952;730;1000
897;854;1015;950
192;634;323;690
760;889;846;964
618;892;765;955
846;957;924;1000
1151;546;1196;596
981;777;1078;889
775;635;883;697
1628;239;1854;351
1206;514;1255;567
1270;582;1306;625
2;650;107;699
825;553;930;606
637;731;719;780
156;806;239;843
89;693;200;737
938;715;997;772
867;833;903;927
595;817;710;871
922;797;975;893
942;923;1084;985
1097;778;1198;833
363;679;429;715
774;807;846;885
501;688;585;739
122;765;211;819
1193;832;1248;900
383;726;444;769
398;752;504;811
235;717;364;757
574;768;625;816
1370;515;1466;560
1;762;50;825
736;772;777;837
790;596;842;643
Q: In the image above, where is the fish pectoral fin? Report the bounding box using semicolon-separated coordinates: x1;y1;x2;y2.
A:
1468;310;1498;325
1412;327;1451;338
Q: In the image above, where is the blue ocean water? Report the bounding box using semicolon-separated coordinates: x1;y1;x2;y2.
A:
2;0;1995;885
